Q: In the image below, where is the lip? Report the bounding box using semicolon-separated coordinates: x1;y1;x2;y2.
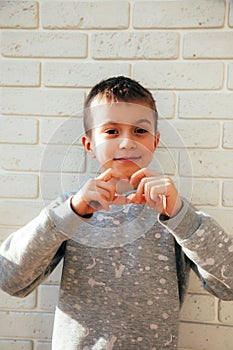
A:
113;156;141;162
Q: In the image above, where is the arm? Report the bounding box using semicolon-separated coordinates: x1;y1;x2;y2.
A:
0;194;87;297
0;169;129;298
159;199;233;300
129;169;233;300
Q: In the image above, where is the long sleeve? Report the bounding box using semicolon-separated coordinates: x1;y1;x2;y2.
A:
0;194;87;297
159;199;233;300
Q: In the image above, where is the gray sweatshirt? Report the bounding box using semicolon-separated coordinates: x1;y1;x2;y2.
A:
1;194;233;350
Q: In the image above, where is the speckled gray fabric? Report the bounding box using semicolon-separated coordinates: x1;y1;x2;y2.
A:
1;194;233;349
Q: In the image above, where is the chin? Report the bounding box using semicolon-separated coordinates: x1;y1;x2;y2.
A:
114;165;141;178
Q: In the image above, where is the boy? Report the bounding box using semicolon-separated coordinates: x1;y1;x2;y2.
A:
1;76;233;349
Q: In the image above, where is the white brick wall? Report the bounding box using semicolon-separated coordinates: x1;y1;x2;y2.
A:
183;32;233;59
41;1;129;29
2;32;88;58
91;32;179;59
134;62;224;89
1;1;233;349
133;0;225;28
0;1;38;28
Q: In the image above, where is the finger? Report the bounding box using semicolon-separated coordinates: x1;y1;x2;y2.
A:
82;180;113;202
111;194;130;205
161;194;168;215
148;181;167;201
129;192;164;214
130;180;165;203
135;177;149;203
129;168;147;188
137;176;168;200
97;168;113;182
96;180;116;201
130;168;156;187
128;193;146;205
97;189;117;208
97;168;128;182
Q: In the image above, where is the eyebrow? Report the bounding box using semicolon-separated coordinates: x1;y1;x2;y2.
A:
99;119;152;127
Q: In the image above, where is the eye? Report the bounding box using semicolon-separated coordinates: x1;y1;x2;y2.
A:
135;128;148;134
105;129;118;135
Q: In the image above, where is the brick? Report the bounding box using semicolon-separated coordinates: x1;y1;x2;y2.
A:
158;120;220;148
0;311;53;339
179;150;233;178
0;174;38;198
222;181;233;207
0;1;38;28
40;145;86;173
0;200;43;226
153;92;175;119
1;89;84;116
1;145;45;171
184;32;233;59
196;208;233;235
0;60;40;86
2;32;87;58
0;227;18;243
41;1;129;29
188;270;208;294
91;32;179;59
40;173;89;200
35;342;51;350
37;285;59;311
171;176;192;208
0;340;32;350
178;93;233;118
219;300;233;324
179;322;233;350
191;179;219;206
133;0;225;29
176;178;219;206
0;117;38;143
0;289;36;309
227;63;233;89
44;62;130;87
180;294;216;322
40;117;84;145
1;145;85;172
223;122;233;148
152;149;178;176
229;0;233;27
134;62;223;90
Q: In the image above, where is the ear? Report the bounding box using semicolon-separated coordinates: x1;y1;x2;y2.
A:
153;131;160;150
82;135;96;157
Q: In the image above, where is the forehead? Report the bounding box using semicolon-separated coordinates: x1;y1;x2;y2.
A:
89;99;155;128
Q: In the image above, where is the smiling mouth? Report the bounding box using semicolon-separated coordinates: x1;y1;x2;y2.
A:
113;156;141;162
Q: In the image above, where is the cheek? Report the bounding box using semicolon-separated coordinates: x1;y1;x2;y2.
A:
95;141;115;158
138;142;155;164
139;138;156;152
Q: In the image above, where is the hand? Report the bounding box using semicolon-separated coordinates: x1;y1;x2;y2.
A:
129;168;182;218
71;168;130;217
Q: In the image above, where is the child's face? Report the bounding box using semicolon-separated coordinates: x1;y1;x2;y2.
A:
83;99;160;178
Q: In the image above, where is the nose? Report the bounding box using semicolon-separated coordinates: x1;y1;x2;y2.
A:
118;134;136;149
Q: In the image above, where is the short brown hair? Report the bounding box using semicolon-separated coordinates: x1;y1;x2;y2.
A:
83;76;158;134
